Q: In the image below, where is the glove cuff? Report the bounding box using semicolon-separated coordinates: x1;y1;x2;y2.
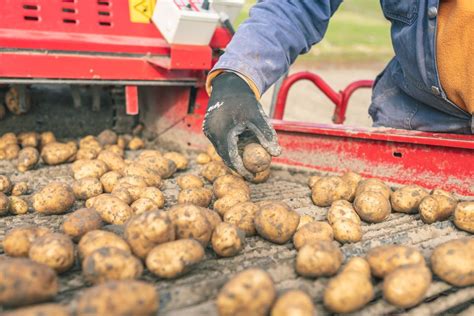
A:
206;69;262;100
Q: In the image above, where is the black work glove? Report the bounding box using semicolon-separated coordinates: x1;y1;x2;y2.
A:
203;72;281;179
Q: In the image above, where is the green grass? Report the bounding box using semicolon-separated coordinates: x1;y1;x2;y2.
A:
235;0;393;64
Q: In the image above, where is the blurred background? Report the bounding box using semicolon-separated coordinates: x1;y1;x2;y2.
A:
235;0;393;127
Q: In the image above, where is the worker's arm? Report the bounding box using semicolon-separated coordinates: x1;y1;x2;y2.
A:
204;0;343;178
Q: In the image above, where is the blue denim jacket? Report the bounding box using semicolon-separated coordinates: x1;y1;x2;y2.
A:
213;0;473;134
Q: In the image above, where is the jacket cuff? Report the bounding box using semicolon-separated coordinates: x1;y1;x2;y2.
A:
206;69;262;100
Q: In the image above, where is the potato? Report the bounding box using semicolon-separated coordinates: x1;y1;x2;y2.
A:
0;258;59;307
105;144;124;157
3;226;51;257
123;164;162;187
131;198;158;214
17;147;39;172
0;192;10;215
254;201;300;244
110;187;133;204
213;174;249;199
453;201;474;233
32;182;75;215
431;188;455;198
4;143;20;160
431;238;474;286
311;176;352;207
223;201;259;236
18;132;39;148
201;207;222;231
201;161;230;182
382;264;431;308
355;178;391;199
2;303;69;316
62;208;103;241
139;155;177;179
332;218;363;243
249;168;271;184
78;230;131;259
177;174;204;189
211;223;245;257
127;137;145;150
9;196;28;215
327;200;361;225
96;150;125;171
295;241;343;277
342;256;372;277
242;143;271;173
124;210;175;259
72;177;103;200
196;152;211;164
76;280;158;316
0;132;17;149
169;204;212;246
91;194;133;225
116;135;127;149
324;261;373;313
297;214;314;230
214;189;251;216
178;187;213;207
391;185;429;214
117;175;147;191
139;186;165;208
11;181;28;196
341;171;363;201
29;232;75;273
366;244;425;278
164;151;188;170
146;239;204;278
419;194;457;224
82;247;143;284
73;159;108;180
0;175;12;194
353;191;391;223
79;135;102;153
216;268;276;316
100;170;122;193
76;147;98;160
40;131;56;148
206;144;223;161
293;221;334;250
97;129;118;145
271;290;314;316
307;175;321;189
41;142;77;165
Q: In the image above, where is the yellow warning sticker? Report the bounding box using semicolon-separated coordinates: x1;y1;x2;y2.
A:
129;0;156;23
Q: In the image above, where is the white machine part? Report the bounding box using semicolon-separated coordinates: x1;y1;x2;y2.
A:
210;0;245;24
153;0;220;45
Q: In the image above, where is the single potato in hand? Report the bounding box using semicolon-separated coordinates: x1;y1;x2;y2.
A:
242;143;271;173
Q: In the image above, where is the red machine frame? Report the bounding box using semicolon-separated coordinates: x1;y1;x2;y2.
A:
1;0;473;196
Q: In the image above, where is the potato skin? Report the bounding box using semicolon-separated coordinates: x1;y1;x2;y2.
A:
200;207;222;231
146;239;204;278
453;202;474;233
9;196;29;215
177;174;204;189
255;201;300;244
271;290;315;316
366;245;425;278
216;268;276;316
62;208;103;241
211;223;245;257
332;218;363;243
0;192;10;215
76;148;98;160
383;264;431;308
311;176;352;207
164;151;188;170
0;258;59;307
41;142;77;165
342;256;372;277
169;204;212;246
78;230;131;259
201;161;229;182
196;152;211;164
72;177;104;200
11;181;28;196
97;129;118;146
327;200;361;225
213;175;249;199
4;143;20;160
124;210;175;259
249;168;271;184
29;232;75;273
127;137;145;150
293;221;334;250
138;154;177;179
139;186;165;208
97;150;126;172
391;185;429;214
82;247;143;284
419;194;457;224
0;175;12;193
297;214;314;230
307;175;321;189
178;187;213;207
242;143;271;173
2;303;69;316
354;191;391;223
341;171;363;201
73;159;108;180
17;147;39;172
296;241;343;277
214;190;250;216
355;178;392;200
100;170;122;193
123;164;162;187
76;280;158;316
92;194;134;225
3;226;51;257
223;201;260;236
131;198;158;214
431;238;474;286
32;182;75;215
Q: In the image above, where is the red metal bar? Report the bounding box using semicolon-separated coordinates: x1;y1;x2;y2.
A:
125;85;139;115
273;71;373;124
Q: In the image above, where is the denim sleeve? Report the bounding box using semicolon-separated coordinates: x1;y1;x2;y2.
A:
212;0;343;95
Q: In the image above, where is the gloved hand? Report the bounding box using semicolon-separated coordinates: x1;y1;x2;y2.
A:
203;72;281;179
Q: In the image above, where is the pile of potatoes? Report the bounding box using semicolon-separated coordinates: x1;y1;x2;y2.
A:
0;175;29;215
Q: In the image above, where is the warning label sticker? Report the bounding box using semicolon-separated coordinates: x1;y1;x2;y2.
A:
129;0;156;23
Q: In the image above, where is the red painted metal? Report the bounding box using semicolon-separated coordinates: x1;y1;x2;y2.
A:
147;44;212;70
125;85;139;115
274;71;373;124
